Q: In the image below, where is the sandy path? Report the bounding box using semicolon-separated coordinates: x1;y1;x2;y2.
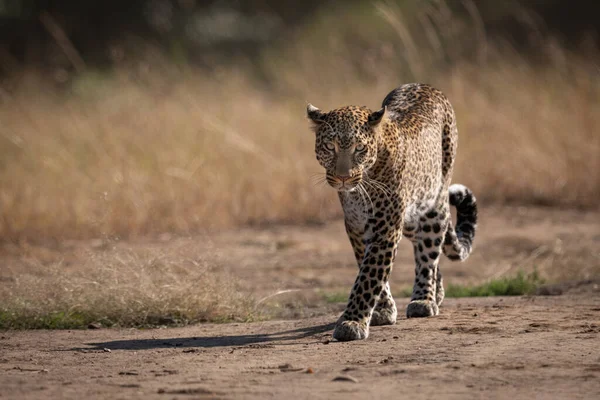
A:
2;294;599;399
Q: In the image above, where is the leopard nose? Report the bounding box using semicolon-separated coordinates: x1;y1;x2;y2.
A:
337;175;351;182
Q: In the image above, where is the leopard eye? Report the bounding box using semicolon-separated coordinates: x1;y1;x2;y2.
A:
325;142;335;151
355;143;365;152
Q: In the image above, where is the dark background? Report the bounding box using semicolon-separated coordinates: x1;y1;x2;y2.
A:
1;0;599;81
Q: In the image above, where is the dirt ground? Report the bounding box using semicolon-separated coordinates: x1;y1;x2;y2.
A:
1;295;599;399
1;205;599;399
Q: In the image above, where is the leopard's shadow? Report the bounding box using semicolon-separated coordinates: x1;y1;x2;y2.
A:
75;322;336;351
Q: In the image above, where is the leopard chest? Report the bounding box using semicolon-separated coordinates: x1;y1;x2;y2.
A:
338;191;372;230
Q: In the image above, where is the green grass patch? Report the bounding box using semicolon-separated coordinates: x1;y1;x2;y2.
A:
320;271;544;303
445;271;544;297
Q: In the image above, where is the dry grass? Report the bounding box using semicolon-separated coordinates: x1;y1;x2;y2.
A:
0;243;254;329
1;73;340;242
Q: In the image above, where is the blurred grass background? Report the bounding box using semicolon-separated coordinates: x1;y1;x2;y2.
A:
1;0;599;243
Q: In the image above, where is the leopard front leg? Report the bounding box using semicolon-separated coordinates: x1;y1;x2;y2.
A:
344;221;397;327
407;208;448;318
370;281;398;326
333;236;399;341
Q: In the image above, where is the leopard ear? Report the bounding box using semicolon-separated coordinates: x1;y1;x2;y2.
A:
307;103;326;124
368;106;386;126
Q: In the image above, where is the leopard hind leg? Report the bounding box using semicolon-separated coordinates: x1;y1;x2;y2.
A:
406;205;449;318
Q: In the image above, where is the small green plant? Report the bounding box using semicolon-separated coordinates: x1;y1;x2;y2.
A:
445;271;544;298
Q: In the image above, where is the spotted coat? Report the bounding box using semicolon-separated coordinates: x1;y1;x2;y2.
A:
307;83;478;341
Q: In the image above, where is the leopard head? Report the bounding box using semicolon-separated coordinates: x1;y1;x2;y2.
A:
307;104;386;192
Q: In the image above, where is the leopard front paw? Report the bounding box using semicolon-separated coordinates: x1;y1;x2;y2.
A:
333;319;369;341
370;302;397;326
406;299;439;318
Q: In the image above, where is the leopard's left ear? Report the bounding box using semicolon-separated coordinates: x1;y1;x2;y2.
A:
307;103;326;124
306;103;325;125
368;106;386;126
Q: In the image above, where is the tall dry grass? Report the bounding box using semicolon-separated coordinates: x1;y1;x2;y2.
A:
1;2;599;243
1;73;340;242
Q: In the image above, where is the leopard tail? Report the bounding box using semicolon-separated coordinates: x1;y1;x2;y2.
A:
443;184;478;261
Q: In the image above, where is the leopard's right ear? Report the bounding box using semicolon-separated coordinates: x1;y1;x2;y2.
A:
368;106;387;127
307;103;326;125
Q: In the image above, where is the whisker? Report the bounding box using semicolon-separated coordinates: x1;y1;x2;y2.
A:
355;184;367;214
364;186;376;216
358;183;375;217
368;177;393;192
362;181;376;198
373;183;392;197
359;185;372;217
365;177;393;197
363;179;391;201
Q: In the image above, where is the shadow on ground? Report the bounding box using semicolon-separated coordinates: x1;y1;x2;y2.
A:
80;322;336;351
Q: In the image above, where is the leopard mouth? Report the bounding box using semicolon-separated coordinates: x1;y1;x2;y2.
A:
338;184;358;192
326;175;362;191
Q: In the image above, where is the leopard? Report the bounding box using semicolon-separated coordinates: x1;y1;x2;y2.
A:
306;83;478;341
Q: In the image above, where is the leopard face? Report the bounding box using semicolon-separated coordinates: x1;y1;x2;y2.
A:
307;104;386;192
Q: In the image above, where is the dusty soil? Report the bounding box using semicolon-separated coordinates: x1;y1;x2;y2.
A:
1;295;600;399
1;205;599;399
